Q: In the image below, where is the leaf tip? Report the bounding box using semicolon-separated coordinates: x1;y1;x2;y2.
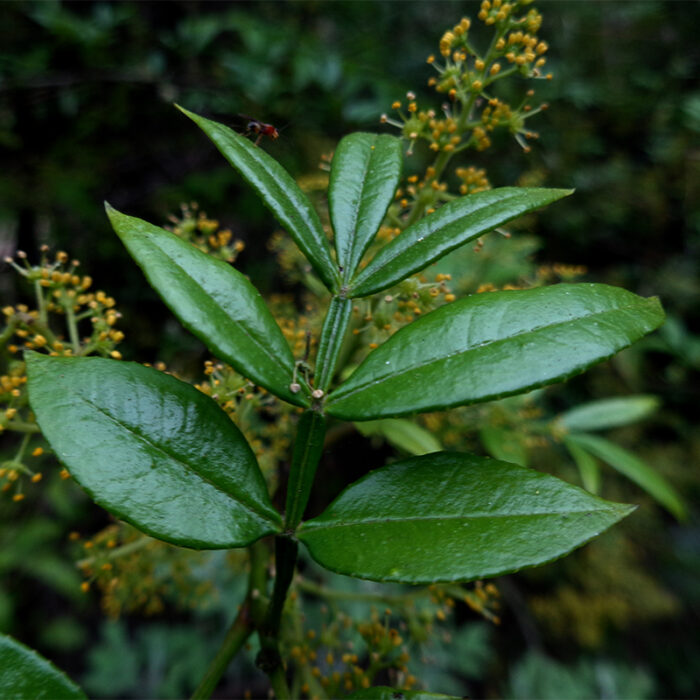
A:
104;201;122;226
620;502;638;518
174;103;198;122
547;187;575;202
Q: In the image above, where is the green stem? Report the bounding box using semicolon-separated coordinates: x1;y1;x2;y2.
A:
267;667;291;700
284;410;327;531
256;537;296;699
14;431;31;462
62;297;81;354
3;421;41;434
314;295;352;393
191;542;267;699
0;320;18;348
190;603;254;699
34;280;48;326
76;535;152;568
266;537;298;638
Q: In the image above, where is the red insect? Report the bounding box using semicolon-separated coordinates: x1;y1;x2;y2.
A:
240;115;280;146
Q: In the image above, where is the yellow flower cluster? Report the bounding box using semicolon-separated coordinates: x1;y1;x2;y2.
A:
75;523;215;618
439;17;471;57
455;166;491;194
3;249;124;359
536;263;588;282
481;97;513;131
381;0;550;169
349;272;456;353
0;247;125;501
501;28;548;72
283;603;416;697
167;202;244;263
282;576;505;699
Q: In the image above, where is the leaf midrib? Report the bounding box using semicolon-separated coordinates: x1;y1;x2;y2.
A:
79;394;277;525
300;506;621;533
351;189;529;289
145;233;291;384
209;121;334;276
340;143;374;273
329;299;651;405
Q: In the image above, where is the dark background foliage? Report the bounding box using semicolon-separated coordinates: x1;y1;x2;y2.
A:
1;1;698;697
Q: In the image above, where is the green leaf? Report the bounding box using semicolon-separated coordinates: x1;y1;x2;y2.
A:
26;353;282;548
107;205;307;407
176;106;339;292
559;395;660;432
565;438;601;494
480;425;528;466
298;452;633;583
347;688;458;700
328;132;402;282
326;284;665;420
348;187;572;298
0;633;86;699
356;419;441;456
566;433;687;520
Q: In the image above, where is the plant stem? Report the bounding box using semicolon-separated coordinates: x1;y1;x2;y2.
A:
284;410;327;531
34;280;48;326
256;537;296;699
267;666;291;700
266;537;298;637
190;603;254;699
314;295;352;393
191;542;267;699
3;420;41;434
76;535;153;568
62;295;81;354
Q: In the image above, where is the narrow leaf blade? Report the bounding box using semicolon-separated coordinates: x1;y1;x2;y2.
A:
177;106;339;291
566;433;687;520
328;132;402;280
107;205;307;407
564;437;601;494
326;284;665;420
0;634;86;699
298;452;633;583
26;353;282;548
349;187;572;298
480;425;528;466
356;418;442;456
559;395;660;432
